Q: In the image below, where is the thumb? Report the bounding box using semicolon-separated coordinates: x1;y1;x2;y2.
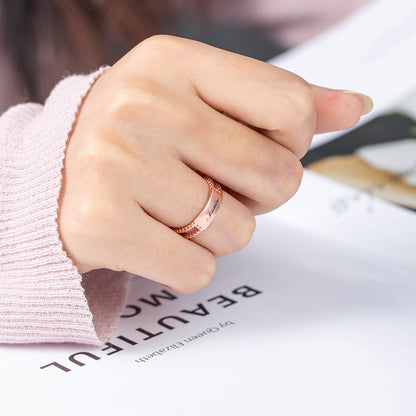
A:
312;85;373;134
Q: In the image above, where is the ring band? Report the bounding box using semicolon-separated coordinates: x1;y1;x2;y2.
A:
172;175;223;239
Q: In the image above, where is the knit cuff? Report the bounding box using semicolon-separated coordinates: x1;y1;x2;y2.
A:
0;68;129;344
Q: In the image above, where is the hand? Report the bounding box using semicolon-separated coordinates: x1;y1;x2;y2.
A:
58;35;372;293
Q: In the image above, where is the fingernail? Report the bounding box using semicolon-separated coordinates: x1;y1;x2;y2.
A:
343;91;374;115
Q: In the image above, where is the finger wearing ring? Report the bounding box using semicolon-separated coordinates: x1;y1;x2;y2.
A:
172;175;222;239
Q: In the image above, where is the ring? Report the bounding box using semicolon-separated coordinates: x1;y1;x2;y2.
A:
172;175;223;239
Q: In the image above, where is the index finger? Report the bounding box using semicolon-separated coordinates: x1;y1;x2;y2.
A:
166;37;371;153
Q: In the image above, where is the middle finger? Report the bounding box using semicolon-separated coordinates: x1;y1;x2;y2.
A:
174;100;304;215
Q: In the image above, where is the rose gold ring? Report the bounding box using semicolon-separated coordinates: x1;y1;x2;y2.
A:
172;175;223;239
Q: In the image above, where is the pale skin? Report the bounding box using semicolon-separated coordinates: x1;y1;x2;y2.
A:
58;35;373;293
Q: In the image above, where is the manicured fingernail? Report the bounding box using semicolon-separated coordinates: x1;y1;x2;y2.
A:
343;91;374;115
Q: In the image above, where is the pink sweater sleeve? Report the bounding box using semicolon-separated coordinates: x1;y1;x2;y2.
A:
0;68;129;345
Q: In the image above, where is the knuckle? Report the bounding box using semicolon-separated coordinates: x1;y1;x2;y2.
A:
291;128;314;159
296;134;314;159
294;82;316;157
212;206;256;257
266;75;316;132
279;154;304;202
103;82;171;133
61;195;126;273
293;77;316;116
138;34;175;50
73;197;103;228
177;254;217;294
104;86;140;121
79;137;118;176
133;34;183;62
262;152;303;209
60;198;99;250
286;78;316;139
74;135;133;194
231;207;256;252
194;254;217;290
263;77;316;157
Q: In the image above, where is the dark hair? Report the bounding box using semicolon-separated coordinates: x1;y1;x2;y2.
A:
0;0;174;102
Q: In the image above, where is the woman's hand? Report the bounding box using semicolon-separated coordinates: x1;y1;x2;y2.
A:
58;35;372;293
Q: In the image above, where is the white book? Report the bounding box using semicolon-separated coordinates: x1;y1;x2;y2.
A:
2;208;415;415
1;0;416;414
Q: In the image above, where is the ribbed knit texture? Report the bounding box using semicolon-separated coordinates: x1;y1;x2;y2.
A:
0;68;129;344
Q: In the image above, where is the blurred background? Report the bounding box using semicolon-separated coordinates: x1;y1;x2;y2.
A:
0;0;369;113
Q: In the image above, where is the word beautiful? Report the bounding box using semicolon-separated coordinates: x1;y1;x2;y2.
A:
40;285;262;373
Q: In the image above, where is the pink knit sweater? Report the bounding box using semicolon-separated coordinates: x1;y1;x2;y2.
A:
0;68;129;345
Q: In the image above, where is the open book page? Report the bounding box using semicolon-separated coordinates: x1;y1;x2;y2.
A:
276;170;416;272
1;214;415;415
269;0;416;270
2;1;416;414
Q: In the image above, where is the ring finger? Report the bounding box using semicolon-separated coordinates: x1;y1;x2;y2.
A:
129;158;256;257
